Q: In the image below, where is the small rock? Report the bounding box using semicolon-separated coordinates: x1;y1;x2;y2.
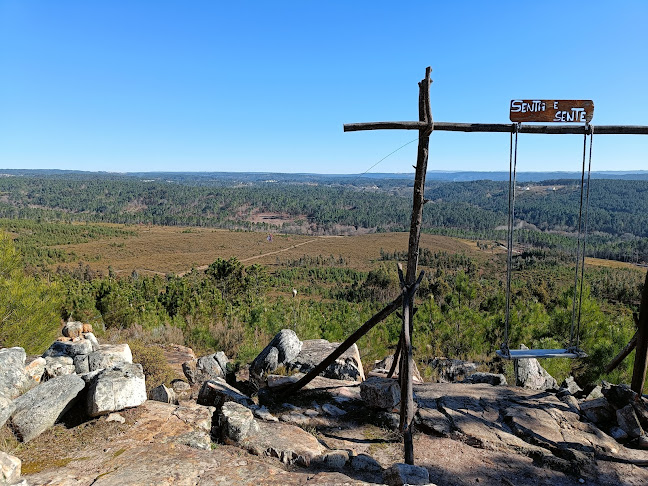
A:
609;426;628;440
251;405;278;422
580;397;615;425
105;413;126;424
73;355;90;374
321;403;346;417
171;379;191;392
149;384;177;404
43;356;76;379
585;385;604;400
82;323;94;334
0;451;21;484
83;332;100;351
463;372;507;386
561;376;583;395
360;376;401;409
62;321;84;338
350;453;383;473
0;347;27;399
87;344;133;372
219;401;259;443
616;404;643;438
383;463;430;486
321;449;349;469
24;357;46;384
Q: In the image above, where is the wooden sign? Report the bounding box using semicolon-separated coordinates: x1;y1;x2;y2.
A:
510;100;594;123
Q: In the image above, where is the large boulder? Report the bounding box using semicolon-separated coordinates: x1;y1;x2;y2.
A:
9;374;85;442
219;401;259;443
513;345;558;390
85;363;147;417
372;354;423;383
463;372;507;386
360;376;401;409
428;357;477;382
197;378;252;410
149;384;177;405
182;351;229;385
250;329;302;384
286;339;364;382
87;344;133;372
0;347;27;399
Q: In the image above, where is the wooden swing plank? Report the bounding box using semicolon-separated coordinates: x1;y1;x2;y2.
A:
496;348;587;360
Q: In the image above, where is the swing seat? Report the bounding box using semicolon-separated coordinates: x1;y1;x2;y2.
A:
496;348;587;360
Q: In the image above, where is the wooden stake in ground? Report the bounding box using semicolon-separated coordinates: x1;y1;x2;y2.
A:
631;270;648;394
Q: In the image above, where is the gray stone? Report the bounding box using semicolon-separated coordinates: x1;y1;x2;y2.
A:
174;430;212;450
24;357;46;384
171;379;190;392
580;397;615;425
514;344;558;390
83;332;100;351
73;354;90;374
62;321;84;338
0;392;16;429
321;449;349;469
239;420;324;466
0;451;21;484
610;426;628;440
42;338;94;358
383;463;430;486
86;363;147;417
350;453;383;473
219;401;259;443
360;376;400;409
321;403;346;417
604;383;638;409
106;413;125;424
0;347;27;399
287;339;365;382
463;372;507;386
196;377;252;410
559;394;581;414
250;329;302;383
251;405;278;422
87;344;133;372
373;354;423;383
429;357;477;382
416;407;453;436
561;376;583;395
10;374;85;442
214;351;229;375
617;404;643;438
586;385;604;400
149;384;177;404
43;356;75;379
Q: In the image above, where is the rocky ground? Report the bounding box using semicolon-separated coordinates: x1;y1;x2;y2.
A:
2;326;648;485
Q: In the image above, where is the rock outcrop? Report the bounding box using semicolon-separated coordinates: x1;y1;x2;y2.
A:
286;339;365;382
513;344;558;390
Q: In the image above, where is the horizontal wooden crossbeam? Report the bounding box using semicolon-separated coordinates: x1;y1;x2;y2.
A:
344;121;648;135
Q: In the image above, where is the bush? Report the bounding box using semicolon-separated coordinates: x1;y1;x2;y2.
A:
128;339;180;392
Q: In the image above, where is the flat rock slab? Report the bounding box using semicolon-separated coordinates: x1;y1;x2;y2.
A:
10;374;85;442
414;383;630;470
240;420;325;466
287;339;365;382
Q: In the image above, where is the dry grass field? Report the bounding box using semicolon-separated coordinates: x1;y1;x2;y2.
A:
52;225;486;276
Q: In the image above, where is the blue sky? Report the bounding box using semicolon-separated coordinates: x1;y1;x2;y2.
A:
1;1;646;174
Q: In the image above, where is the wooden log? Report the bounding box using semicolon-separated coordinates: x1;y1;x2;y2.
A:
279;294;402;396
631;270;648;394
344;121;648;135
605;331;638;374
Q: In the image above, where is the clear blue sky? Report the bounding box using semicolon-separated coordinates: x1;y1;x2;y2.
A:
1;1;646;174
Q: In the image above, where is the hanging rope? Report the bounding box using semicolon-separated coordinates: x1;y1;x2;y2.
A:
503;123;520;356
569;125;594;350
574;125;594;349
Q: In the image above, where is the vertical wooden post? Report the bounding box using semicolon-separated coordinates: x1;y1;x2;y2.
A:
631;270;648;394
399;66;433;466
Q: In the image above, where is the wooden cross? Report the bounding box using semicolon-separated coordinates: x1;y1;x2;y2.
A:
344;66;434;465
